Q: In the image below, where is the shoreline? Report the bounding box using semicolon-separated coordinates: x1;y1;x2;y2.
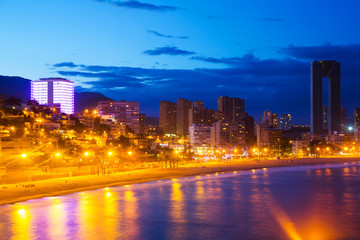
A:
1;157;359;205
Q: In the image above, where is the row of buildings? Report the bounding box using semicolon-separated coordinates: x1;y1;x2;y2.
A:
159;96;256;150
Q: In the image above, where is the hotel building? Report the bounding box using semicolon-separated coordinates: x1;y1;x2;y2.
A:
31;78;74;114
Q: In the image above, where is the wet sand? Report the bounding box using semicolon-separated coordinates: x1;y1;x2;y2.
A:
0;157;359;205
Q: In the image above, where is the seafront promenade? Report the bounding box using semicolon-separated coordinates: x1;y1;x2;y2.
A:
0;157;359;205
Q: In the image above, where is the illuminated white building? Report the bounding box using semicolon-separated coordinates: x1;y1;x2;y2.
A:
31;78;74;114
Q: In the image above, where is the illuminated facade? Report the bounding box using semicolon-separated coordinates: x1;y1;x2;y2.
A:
280;114;292;130
97;101;140;134
31;78;74;114
189;124;215;146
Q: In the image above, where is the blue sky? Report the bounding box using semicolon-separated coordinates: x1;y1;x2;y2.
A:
1;0;360;123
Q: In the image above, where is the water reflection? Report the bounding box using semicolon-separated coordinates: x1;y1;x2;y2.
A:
11;204;33;240
170;182;184;222
48;198;66;239
0;163;360;240
103;189;117;240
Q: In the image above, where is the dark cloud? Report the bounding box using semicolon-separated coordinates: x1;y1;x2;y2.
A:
278;43;360;62
191;53;257;66
143;46;195;56
53;62;78;68
147;30;188;39
95;0;179;11
258;17;282;22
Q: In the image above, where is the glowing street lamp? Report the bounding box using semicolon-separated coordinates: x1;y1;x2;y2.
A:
55;152;61;157
21;153;27;158
84;152;89;156
108;151;113;156
128;151;132;156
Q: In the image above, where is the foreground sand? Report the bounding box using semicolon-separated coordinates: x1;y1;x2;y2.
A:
0;157;359;205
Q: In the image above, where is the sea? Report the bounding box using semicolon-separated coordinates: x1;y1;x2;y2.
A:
1;162;360;240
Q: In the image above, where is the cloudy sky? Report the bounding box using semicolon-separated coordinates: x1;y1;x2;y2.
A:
1;0;360;123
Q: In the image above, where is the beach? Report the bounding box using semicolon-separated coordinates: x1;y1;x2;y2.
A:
0;157;359;205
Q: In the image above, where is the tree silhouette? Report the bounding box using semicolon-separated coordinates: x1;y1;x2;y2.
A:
5;97;22;107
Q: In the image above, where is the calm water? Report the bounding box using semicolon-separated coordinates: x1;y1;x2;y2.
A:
1;163;360;240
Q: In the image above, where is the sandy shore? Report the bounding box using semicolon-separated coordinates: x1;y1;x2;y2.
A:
0;157;359;205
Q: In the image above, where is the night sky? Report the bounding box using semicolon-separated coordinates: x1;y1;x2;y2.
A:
1;0;360;124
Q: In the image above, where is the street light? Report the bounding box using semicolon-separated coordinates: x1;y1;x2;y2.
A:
21;153;27;158
108;151;113;156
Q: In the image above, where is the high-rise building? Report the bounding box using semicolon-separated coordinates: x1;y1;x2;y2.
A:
354;108;360;127
177;98;192;136
97;101;140;134
159;101;177;135
280;114;292;130
193;100;204;110
139;114;146;135
354;108;360;142
257;123;283;151
31;78;74;114
340;107;346;131
189;124;215;146
214;122;246;148
311;60;341;134
189;108;216;126
323;106;328;131
217;96;245;121
238;113;255;146
262;110;279;128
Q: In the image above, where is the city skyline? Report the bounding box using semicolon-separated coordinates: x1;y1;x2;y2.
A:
1;0;360;123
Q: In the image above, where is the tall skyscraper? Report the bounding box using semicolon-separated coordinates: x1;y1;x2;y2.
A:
262;110;279;128
189;108;216;126
139;113;146;135
280;114;292;130
311;60;341;134
159;101;177;135
217;96;245;121
323;106;328;131
239;114;255;146
354;108;360;127
31;78;74;114
176;98;192;136
193;100;204;110
97;101;140;134
340;107;346;131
